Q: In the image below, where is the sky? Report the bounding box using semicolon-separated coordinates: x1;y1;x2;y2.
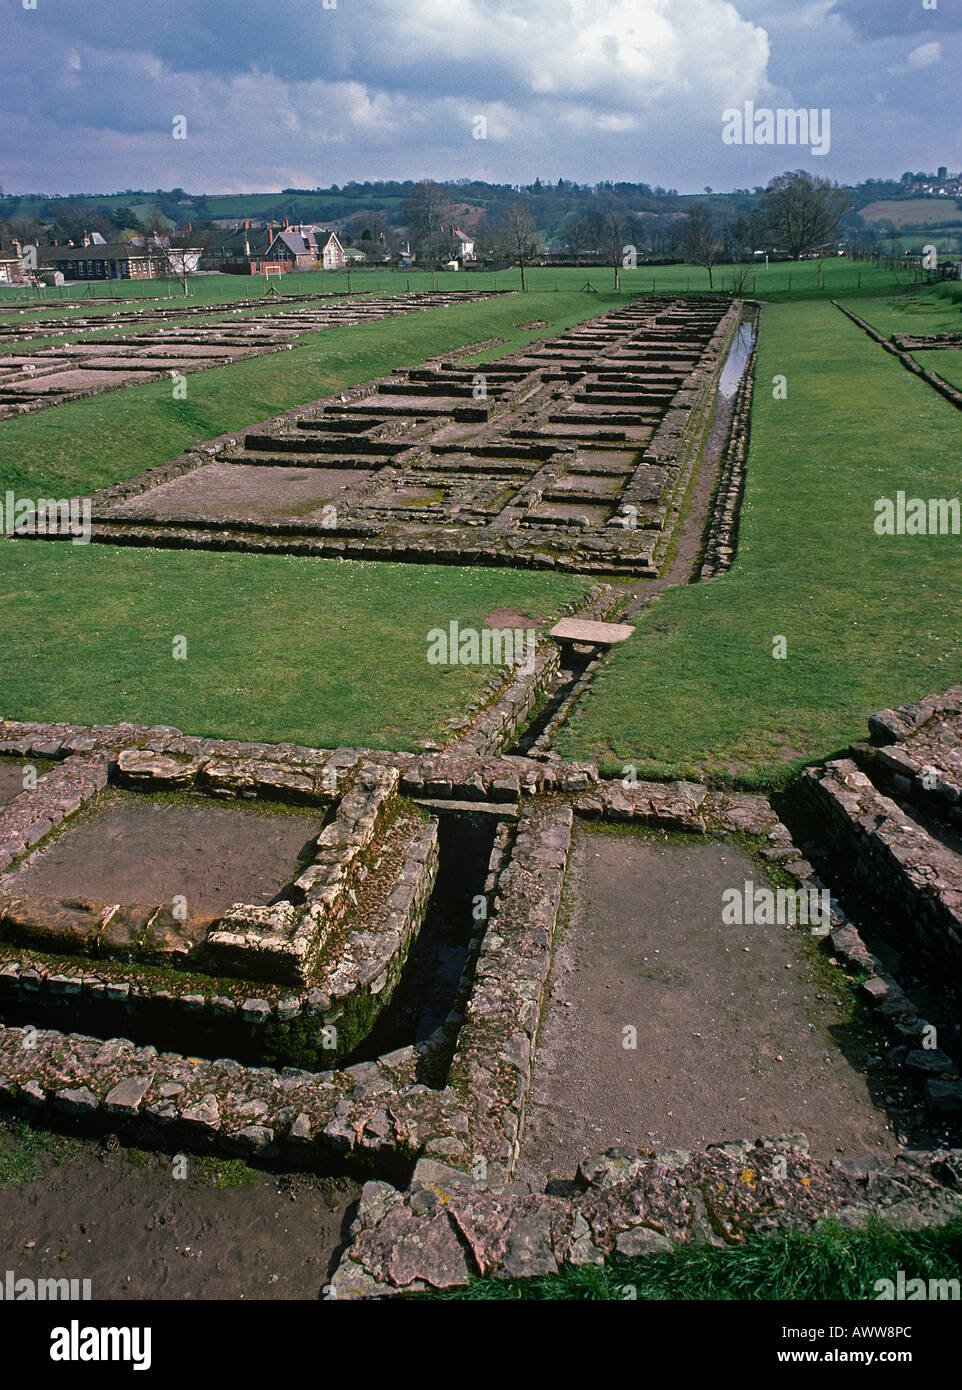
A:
1;0;959;196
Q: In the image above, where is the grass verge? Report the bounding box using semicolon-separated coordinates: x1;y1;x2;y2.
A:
406;1216;962;1300
0;1115;84;1187
0;542;590;749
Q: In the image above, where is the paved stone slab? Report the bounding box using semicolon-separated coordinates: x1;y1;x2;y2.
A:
549;618;636;645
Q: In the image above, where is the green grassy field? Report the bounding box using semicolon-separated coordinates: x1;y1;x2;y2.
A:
0;288;618;498
916;348;962;390
0;257;908;311
557;298;962;786
843;281;962;338
0;544;589;748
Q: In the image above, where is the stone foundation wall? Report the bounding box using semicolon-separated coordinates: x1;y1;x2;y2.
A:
0;755;109;872
803;759;962;974
834;302;962;412
330;1139;962;1296
448;801;573;1179
205;763;401;984
0;1019;459;1179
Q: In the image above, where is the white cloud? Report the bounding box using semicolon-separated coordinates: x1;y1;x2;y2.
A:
888;39;941;75
906;41;941;69
1;0;957;193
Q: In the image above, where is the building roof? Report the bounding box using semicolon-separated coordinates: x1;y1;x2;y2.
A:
208;227;274;256
40;243;158;263
269;230;312;256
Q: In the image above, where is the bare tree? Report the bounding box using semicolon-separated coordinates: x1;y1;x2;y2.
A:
604;207;627;288
680;204;722;288
151;232;200;295
497;202;539;291
755;170;850;260
725;214;755;294
401;181;453;263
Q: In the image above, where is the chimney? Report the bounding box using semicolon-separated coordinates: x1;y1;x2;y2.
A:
82;228;90;247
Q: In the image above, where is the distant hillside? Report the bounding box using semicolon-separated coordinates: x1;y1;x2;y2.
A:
859;196;962;229
4;176;962;256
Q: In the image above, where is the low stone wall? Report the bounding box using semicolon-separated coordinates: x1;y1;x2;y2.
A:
0;818;441;1073
701;309;758;579
648;304;743;574
313;814;440;1064
834;302;962;411
803;759;962;975
0;1019;460;1178
0;718;604;800
205;763;401;984
826;917;962;1119
0;797;546;1174
448;801;573;1179
892;332;962;350
330;1139;962;1296
857;685;962;821
0;755;109;872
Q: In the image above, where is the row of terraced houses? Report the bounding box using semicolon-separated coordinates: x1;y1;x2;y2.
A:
0;224;347;284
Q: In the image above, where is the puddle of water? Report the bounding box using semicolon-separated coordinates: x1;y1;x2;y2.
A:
718;320;756;400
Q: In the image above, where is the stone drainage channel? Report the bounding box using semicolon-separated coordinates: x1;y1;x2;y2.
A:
0;775;503;1080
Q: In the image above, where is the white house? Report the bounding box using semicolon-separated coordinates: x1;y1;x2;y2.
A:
450;228;476;264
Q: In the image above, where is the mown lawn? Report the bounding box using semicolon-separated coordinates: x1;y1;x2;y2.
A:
843;281;962;338
0;543;589;749
916;348;962;391
0;288;622;498
557;299;962;786
0;257;905;315
408;1216;962;1301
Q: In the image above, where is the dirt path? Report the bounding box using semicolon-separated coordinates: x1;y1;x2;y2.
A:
0;1127;359;1300
517;825;899;1187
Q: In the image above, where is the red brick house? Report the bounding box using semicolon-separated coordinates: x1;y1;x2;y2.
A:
201;224;345;273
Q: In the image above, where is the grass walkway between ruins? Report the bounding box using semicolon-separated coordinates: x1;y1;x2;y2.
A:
557;298;962;787
0;289;619;499
0;545;590;749
917;348;962;392
842;280;962;339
